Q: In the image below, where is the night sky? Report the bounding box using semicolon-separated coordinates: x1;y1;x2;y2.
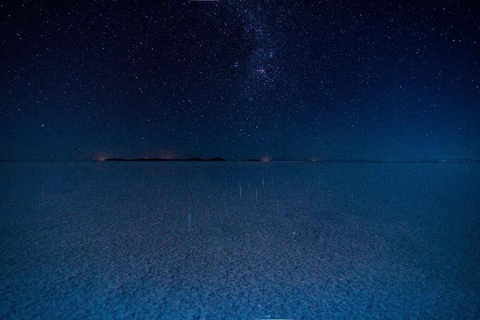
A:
1;0;479;161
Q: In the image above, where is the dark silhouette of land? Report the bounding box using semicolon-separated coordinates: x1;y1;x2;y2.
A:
185;157;226;161
105;158;173;162
105;157;226;162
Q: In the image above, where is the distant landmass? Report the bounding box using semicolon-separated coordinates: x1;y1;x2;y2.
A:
105;158;173;162
105;157;226;162
185;157;226;161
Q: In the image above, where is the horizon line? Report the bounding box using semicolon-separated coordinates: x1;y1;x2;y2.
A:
1;158;479;163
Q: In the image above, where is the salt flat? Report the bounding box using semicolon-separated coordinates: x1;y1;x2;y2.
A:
1;162;479;319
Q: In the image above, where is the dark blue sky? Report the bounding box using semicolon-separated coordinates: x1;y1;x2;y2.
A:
1;0;479;161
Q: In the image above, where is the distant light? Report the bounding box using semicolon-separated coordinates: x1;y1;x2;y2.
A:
96;154;107;162
261;156;271;162
160;151;175;159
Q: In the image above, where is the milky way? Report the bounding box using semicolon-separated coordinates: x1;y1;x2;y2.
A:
1;1;479;160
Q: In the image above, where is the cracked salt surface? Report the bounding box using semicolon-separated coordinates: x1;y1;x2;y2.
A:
1;162;479;319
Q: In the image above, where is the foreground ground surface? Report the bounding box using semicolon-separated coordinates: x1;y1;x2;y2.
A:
1;162;479;319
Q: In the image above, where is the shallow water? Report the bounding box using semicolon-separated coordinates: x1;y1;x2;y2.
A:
1;162;479;319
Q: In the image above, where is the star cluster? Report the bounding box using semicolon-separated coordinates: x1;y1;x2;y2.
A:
1;0;479;160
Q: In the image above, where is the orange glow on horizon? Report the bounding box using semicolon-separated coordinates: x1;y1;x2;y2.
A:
95;153;108;162
159;151;176;159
